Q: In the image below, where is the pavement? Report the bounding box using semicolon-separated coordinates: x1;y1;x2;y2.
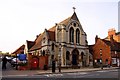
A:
2;62;119;77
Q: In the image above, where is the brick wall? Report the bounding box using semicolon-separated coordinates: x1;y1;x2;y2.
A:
93;39;111;65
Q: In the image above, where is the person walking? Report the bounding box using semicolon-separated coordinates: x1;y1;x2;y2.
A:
2;55;7;70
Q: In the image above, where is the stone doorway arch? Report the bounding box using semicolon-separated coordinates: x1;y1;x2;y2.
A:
72;48;79;66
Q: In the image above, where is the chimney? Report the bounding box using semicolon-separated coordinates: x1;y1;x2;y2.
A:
110;35;114;43
95;35;98;43
55;23;58;26
36;35;39;38
108;28;116;36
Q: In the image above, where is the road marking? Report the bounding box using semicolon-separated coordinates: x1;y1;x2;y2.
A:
3;75;28;77
108;69;118;72
67;72;88;75
77;72;88;75
96;69;118;73
44;74;63;77
96;71;108;72
78;74;99;78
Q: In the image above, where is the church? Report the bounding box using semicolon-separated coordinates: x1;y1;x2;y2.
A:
25;9;91;69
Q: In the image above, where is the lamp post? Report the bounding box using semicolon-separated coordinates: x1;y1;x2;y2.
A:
100;49;103;70
58;43;61;72
115;51;117;67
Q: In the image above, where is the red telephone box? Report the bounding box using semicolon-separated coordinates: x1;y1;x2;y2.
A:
31;57;39;69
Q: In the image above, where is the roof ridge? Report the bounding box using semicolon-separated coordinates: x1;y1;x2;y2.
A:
48;26;56;32
59;17;71;23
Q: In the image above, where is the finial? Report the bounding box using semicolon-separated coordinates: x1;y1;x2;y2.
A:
73;7;76;12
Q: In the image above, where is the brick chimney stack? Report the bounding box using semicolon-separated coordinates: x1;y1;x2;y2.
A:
110;35;115;44
108;28;116;36
95;35;99;43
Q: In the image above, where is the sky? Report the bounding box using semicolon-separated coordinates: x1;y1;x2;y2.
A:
118;1;120;32
0;0;119;53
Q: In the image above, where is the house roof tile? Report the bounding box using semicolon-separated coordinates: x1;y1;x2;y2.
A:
29;33;43;51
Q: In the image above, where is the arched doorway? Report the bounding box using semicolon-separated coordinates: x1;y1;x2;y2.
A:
72;48;79;66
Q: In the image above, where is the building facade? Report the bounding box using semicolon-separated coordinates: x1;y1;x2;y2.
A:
25;11;90;69
90;35;120;67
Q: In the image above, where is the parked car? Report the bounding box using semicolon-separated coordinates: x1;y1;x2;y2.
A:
11;58;28;67
11;58;20;67
6;56;13;63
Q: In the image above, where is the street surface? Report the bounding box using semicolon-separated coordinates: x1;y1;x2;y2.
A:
2;69;118;78
1;62;120;80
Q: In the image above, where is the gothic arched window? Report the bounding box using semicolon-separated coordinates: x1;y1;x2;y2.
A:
69;27;74;43
76;29;80;43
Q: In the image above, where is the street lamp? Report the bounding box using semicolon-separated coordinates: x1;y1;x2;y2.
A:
58;43;62;72
100;49;103;70
115;51;117;67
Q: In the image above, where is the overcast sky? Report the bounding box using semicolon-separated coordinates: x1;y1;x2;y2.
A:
118;1;120;32
0;0;119;53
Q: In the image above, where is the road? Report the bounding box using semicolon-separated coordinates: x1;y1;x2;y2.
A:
39;69;118;78
2;69;119;79
1;62;120;80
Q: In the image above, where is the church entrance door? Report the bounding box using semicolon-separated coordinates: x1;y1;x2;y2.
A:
72;48;79;66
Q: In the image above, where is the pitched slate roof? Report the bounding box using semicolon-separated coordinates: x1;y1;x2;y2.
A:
29;33;43;51
29;30;56;51
12;44;25;54
59;17;71;26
